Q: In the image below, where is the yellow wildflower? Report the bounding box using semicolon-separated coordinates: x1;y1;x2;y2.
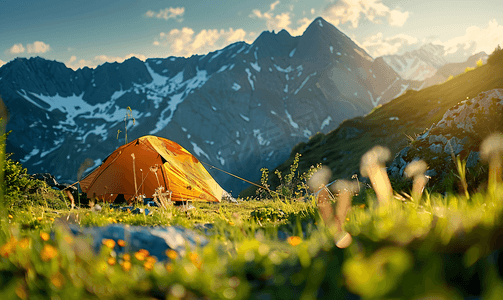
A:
41;244;58;261
117;239;126;247
287;236;302;246
8;214;13;219
189;252;202;269
50;273;64;289
102;239;115;249
0;237;18;258
40;232;50;241
108;257;116;266
64;236;74;245
166;263;173;273
138;249;149;256
37;217;43;222
144;261;155;271
18;238;30;249
189;252;199;262
122;261;132;271
135;251;146;261
123;254;131;261
166;249;178;260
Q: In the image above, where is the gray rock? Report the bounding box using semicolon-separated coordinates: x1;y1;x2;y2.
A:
388;89;503;188
429;143;442;154
466;151;480;169
68;224;209;260
425;169;438;177
444;137;464;155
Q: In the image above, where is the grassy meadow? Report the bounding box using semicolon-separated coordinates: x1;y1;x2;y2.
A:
2;134;503;299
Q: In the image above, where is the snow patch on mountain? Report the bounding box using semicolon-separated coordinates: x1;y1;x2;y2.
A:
320;116;332;130
149;68;209;134
17;90;142;130
217;65;229;73
285;110;299;129
239;114;250;122
253;129;269;146
21;148;40;163
274;64;293;73
245;68;254;90
191;142;210;161
232;83;241;91
289;48;296;57
294;72;316;95
250;61;261;72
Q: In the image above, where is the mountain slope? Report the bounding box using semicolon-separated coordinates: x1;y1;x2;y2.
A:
242;60;503;197
1;17;418;195
381;43;488;82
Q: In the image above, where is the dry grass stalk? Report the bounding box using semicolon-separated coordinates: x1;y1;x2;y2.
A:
64;189;75;209
308;167;334;225
152;187;172;209
480;132;503;192
308;167;356;248
360;146;393;204
131;153;138;201
404;160;429;201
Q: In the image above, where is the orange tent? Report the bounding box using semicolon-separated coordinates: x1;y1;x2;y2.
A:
80;135;224;203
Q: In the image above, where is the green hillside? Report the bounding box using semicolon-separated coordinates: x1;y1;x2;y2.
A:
240;50;503;198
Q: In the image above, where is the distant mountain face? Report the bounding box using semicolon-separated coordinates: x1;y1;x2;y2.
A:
419;52;488;89
381;43;487;82
0;17;419;195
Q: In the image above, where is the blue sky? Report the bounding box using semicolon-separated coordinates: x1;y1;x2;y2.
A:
2;0;503;69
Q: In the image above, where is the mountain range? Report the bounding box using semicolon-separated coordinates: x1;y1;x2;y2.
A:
382;43;487;81
0;17;487;196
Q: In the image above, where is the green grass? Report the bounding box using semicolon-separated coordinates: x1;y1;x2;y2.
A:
2;146;503;299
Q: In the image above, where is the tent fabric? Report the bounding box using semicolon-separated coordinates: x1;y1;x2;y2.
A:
79;135;224;203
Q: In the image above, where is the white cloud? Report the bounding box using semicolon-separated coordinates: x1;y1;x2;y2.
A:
311;8;315;15
8;43;25;54
65;53;147;70
360;32;419;57
0;59;6;68
249;1;312;36
388;9;409;27
27;41;51;53
155;27;253;57
322;0;409;28
145;7;184;21
442;19;503;56
7;41;51;55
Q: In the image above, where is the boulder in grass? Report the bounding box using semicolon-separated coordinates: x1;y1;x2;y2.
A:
67;224;209;260
388;89;503;190
31;172;78;192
